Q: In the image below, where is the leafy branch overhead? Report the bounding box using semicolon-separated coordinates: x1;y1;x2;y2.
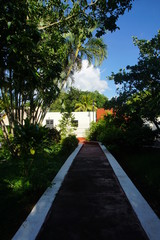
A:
38;0;133;37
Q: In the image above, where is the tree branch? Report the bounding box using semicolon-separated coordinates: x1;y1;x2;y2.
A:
38;0;99;30
38;14;76;30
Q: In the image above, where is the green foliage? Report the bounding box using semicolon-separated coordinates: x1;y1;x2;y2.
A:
110;30;160;132
98;125;123;147
75;95;96;112
79;37;108;67
87;116;123;149
90;90;109;109
86;119;106;141
47;128;61;143
64;32;107;82
0;132;78;240
58;112;77;139
13;119;49;153
1;119;77;191
61;135;78;154
0;0;132;142
50;88;108;112
9;119;54;189
87;114;156;149
123;121;156;148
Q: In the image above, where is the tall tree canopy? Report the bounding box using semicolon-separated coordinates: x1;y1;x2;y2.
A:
50;88;108;112
0;0;134;140
110;30;160;132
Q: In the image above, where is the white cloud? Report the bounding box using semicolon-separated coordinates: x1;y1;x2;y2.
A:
69;60;109;93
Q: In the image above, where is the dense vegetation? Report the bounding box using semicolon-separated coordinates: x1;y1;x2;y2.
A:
0;124;78;240
87;113;156;149
0;0;133;141
50;88;108;112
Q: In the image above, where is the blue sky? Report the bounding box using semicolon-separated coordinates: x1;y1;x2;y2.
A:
72;0;160;99
101;0;160;99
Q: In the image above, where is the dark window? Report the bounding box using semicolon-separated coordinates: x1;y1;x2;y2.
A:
46;120;49;125
46;119;54;128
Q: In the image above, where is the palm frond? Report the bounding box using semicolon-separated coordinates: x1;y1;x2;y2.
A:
82;38;107;66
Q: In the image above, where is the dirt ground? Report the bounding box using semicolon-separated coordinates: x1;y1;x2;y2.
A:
36;143;148;240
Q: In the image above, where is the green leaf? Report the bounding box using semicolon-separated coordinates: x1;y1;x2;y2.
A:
7;21;11;28
7;35;10;41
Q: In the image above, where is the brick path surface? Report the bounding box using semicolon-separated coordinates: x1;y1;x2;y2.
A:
36;142;148;240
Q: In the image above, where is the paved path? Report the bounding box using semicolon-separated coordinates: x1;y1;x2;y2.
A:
36;142;148;240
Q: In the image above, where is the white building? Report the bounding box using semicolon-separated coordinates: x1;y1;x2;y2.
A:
42;112;96;138
1;111;96;138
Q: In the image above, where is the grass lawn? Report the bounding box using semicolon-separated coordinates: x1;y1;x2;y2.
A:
0;148;73;240
110;146;160;218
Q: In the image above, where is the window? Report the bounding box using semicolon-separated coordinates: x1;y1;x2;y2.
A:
46;119;54;129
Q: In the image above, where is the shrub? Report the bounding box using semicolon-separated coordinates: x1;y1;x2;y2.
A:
86;119;106;141
123;124;156;147
10;119;57;190
61;135;78;154
97;126;123;146
87;114;156;149
1;119;79;191
47;127;61;143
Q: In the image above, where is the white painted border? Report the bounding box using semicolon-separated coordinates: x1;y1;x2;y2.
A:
99;143;160;240
12;144;83;240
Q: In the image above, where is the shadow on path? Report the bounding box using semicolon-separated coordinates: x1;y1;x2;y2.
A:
36;142;148;240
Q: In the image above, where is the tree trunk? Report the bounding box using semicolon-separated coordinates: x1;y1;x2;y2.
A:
0;120;10;144
61;41;82;89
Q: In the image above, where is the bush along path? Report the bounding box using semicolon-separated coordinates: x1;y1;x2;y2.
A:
36;142;148;240
0;132;79;240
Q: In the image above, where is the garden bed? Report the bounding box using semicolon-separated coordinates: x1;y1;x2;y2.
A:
110;146;160;218
0;138;78;240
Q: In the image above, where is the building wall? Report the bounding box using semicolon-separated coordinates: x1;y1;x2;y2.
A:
96;108;113;121
42;112;96;137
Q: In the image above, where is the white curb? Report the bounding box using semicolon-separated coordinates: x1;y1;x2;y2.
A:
99;143;160;240
12;144;83;240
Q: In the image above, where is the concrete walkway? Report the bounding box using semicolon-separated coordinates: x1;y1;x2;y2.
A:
36;142;148;240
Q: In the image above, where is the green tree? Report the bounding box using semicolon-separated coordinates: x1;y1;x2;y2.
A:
89;91;108;109
0;1;67;140
58;112;77;139
110;31;160;132
0;0;134;144
50;88;108;112
75;95;97;112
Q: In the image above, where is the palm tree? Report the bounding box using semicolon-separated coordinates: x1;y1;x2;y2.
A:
61;30;107;88
80;37;107;67
75;95;97;112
